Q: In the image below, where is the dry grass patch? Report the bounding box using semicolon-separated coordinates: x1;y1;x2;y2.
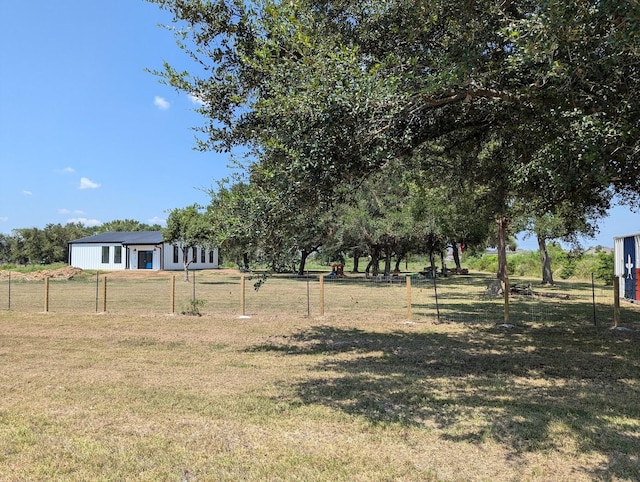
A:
0;309;639;480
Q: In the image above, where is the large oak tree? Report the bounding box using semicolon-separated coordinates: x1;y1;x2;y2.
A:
150;0;640;296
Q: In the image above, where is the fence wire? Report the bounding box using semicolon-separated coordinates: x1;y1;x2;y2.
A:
0;271;637;326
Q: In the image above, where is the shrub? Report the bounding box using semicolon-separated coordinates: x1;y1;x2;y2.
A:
593;252;615;285
181;298;206;316
465;254;499;273
465;246;610;282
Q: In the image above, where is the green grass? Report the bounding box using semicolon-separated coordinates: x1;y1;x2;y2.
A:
0;269;634;330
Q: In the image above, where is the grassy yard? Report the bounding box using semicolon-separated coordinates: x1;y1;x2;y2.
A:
1;282;639;481
0;268;628;326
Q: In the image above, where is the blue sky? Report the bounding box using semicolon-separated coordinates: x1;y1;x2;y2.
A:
0;1;638;250
0;1;236;235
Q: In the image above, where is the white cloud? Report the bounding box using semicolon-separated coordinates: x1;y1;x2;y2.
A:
188;93;205;106
67;217;102;227
148;216;166;226
0;216;8;222
79;177;100;189
58;208;70;214
154;96;170;110
22;190;33;195
62;167;75;173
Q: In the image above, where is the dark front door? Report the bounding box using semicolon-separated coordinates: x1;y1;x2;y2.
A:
138;250;153;269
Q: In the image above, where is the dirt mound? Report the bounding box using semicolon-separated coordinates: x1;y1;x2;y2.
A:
0;266;84;281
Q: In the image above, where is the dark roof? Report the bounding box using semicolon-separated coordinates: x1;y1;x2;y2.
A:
69;231;164;245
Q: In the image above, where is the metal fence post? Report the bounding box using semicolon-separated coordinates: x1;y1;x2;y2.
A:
102;276;107;313
240;275;246;316
306;271;310;317
170;275;176;314
613;277;620;328
433;274;441;323
406;276;412;320
319;275;325;316
591;273;597;326
503;278;510;325
44;277;49;313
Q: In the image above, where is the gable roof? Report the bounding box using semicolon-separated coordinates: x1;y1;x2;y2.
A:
69;231;164;245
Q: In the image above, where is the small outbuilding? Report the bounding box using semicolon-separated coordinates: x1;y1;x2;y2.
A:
614;233;640;301
68;231;218;271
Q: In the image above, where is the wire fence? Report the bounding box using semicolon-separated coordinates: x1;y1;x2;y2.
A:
0;271;637;326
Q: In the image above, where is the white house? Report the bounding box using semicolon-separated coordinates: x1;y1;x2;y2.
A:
614;233;640;301
68;231;219;271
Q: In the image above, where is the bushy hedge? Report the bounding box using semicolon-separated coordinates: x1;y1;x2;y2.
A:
465;248;615;284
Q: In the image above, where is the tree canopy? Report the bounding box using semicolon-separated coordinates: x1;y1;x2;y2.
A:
150;0;640;286
150;0;638;195
164;205;213;280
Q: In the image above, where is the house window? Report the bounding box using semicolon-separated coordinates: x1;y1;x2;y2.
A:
173;245;179;263
114;246;122;264
101;246;110;264
192;246;198;263
201;248;206;263
209;250;214;264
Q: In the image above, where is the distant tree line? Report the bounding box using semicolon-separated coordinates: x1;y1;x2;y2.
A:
0;220;161;265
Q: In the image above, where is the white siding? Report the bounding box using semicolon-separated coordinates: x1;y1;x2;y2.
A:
614;237;624;277
69;243;127;270
163;245;219;270
71;242;218;271
614;237;625;300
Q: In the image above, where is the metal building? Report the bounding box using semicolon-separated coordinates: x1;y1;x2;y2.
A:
614;233;640;301
68;231;218;271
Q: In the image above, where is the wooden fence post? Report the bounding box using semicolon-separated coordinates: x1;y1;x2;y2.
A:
102;276;107;313
319;275;325;316
240;275;246;316
170;275;176;314
44;277;49;313
503;278;510;325
95;272;99;313
406;276;412;320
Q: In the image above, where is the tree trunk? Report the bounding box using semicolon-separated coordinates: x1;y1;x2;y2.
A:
497;216;511;324
372;250;380;277
298;249;310;276
429;249;437;277
366;247;380;277
182;247;191;282
440;250;446;274
394;255;403;273
496;217;510;285
352;251;361;273
537;233;554;285
452;243;462;269
242;252;250;271
383;247;393;277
